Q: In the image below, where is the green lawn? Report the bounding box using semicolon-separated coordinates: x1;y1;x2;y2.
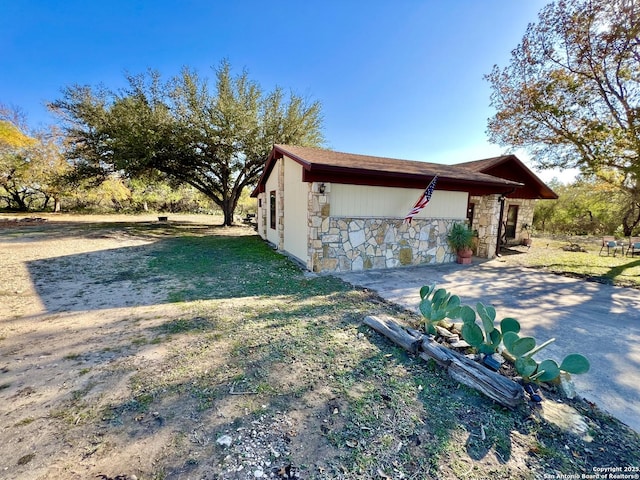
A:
500;236;640;288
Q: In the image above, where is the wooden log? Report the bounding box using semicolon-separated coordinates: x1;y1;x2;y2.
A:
364;315;524;408
363;314;422;352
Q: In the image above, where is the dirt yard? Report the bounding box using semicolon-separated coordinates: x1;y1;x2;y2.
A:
2;214;639;480
0;215;198;479
1;214;384;480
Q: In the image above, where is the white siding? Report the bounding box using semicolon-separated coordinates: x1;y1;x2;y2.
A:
265;160;280;246
330;184;468;219
283;157;308;262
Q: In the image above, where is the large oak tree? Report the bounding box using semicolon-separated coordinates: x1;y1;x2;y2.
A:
50;61;324;225
487;0;640;235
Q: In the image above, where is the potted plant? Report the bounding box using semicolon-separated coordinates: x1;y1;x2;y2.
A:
521;223;532;247
447;223;474;264
471;229;479;255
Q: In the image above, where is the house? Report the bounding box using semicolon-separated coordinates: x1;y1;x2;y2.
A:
251;144;557;273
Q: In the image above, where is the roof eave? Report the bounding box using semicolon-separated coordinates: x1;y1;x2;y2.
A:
303;164;523;192
456;154;558;200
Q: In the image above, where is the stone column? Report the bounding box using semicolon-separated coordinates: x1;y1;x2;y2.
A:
475;194;501;258
507;199;536;244
277;159;285;251
308;182;331;272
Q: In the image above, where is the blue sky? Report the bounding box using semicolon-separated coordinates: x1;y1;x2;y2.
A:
1;0;570;182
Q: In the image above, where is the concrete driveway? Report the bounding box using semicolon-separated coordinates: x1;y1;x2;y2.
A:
335;259;640;433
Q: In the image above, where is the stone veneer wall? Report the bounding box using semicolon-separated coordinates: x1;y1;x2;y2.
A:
469;194;501;258
277;159;285;250
469;195;538;254
307;182;457;272
257;192;267;237
501;198;536;245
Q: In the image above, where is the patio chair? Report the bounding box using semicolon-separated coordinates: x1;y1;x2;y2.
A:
599;236;618;256
627;237;640;257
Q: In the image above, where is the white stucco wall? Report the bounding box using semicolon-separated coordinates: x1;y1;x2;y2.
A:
330;184;468;219
283;157;308;263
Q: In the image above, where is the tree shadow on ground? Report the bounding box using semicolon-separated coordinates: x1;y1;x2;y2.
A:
25;227;341;313
606;258;640;280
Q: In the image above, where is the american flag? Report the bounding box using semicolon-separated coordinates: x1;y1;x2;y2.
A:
404;175;438;224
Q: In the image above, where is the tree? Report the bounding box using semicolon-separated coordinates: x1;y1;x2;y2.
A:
0;126;70;211
0;104;31;148
534;177;625;235
0;120;34;150
28;128;73;212
50;61;325;225
1;104;72;212
487;0;640;235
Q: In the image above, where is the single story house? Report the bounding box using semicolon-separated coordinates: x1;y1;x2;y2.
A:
251;144;557;273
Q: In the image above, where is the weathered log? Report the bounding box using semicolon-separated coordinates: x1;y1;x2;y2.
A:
364;314;524;408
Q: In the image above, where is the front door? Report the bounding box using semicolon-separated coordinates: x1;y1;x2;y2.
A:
505;205;519;240
467;202;475;230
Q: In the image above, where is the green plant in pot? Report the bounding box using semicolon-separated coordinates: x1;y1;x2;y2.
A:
447;223;474;264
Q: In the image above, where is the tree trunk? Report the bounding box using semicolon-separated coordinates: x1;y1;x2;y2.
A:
621;202;640;237
222;189;241;226
363;314;524;409
223;203;234;226
54;197;61;212
11;192;29;211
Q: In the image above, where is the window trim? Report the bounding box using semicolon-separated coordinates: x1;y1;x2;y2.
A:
269;190;276;230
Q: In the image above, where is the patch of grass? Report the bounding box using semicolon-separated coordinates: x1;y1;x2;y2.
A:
501;236;640;288
71;384;95;401
101;346;123;354
14;417;35;427
146;234;347;301
79;368;91;376
528;439;562;460
50;382;100;425
132;392;154;412
63;353;82;361
100;269;146;284
17;453;35;465
167;290;187;303
156;316;214;335
130;336;148;346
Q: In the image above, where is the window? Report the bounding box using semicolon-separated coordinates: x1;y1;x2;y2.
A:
269;191;276;230
505;205;519;239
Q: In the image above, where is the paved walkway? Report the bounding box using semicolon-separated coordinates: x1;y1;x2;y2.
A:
336;259;640;433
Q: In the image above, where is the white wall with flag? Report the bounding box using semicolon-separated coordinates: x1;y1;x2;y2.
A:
328;184;468;219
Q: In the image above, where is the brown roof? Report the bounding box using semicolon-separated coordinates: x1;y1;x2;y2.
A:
276;145;521;184
455;155;558;199
252;145;525;196
455;156;512;172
